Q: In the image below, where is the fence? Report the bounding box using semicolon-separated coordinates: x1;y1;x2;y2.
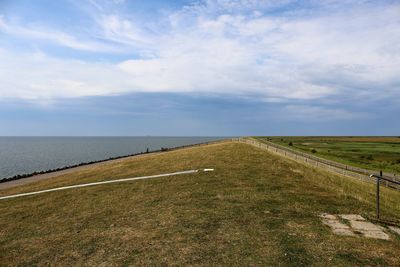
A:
234;137;400;189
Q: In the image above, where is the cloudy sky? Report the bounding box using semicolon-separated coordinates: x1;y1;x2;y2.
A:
0;0;399;136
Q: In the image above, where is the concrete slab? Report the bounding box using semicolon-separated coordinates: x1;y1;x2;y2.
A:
319;213;337;220
388;226;400;236
318;213;397;239
332;228;356;236
339;214;366;221
362;230;390;240
349;221;383;231
349;221;390;240
321;219;349;229
321;217;355;236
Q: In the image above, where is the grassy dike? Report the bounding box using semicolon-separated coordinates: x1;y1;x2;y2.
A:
0;141;400;266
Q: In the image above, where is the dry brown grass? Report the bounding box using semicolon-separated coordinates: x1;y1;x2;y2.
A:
0;142;399;266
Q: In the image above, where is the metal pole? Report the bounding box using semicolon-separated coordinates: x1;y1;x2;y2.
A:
376;170;382;220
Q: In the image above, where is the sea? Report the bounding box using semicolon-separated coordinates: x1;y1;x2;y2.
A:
0;137;226;180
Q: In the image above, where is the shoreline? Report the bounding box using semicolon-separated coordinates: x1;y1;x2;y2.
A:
0;139;230;190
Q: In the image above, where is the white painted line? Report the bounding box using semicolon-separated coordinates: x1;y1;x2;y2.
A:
0;169;208;200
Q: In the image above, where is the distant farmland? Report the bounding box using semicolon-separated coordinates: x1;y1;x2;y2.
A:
257;137;400;175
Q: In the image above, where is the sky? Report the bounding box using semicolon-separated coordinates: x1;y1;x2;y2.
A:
0;0;399;136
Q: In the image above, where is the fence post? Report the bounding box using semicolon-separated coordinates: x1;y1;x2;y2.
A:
376;170;382;220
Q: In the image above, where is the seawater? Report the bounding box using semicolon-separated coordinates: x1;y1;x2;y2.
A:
0;137;225;179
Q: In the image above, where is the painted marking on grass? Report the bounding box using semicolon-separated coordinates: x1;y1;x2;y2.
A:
0;169;214;200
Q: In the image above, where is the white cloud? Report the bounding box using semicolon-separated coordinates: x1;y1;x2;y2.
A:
0;0;399;105
0;50;132;101
116;1;400;100
0;17;120;52
95;15;153;48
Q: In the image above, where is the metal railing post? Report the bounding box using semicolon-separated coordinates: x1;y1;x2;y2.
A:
376;170;382;220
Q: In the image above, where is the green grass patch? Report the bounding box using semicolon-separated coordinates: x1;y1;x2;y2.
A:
256;136;400;175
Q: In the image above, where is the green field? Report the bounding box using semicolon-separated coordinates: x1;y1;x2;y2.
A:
256;137;400;175
1;142;400;266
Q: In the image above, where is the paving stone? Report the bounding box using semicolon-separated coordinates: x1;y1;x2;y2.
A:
362;230;390;240
331;227;356;236
321;219;349;229
339;214;366;221
349;221;383;231
388;226;400;235
319;213;395;239
319;213;337;220
349;221;390;240
321;218;355;236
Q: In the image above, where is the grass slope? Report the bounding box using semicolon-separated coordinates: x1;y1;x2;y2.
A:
257;136;400;175
1;142;400;266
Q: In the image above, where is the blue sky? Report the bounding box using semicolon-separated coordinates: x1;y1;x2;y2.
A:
0;0;399;136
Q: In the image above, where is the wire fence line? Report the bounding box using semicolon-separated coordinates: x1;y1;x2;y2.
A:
233;138;400;190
